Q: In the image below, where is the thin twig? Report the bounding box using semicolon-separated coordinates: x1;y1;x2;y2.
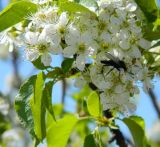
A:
147;88;160;119
103;110;128;147
11;49;21;88
61;78;67;104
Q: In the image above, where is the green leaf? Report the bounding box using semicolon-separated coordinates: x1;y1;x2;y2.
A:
46;67;63;79
0;1;37;32
122;116;150;147
144;23;160;41
15;75;37;139
32;56;51;70
87;91;101;117
135;0;157;22
153;18;160;31
76;0;98;10
59;1;97;17
61;58;74;73
30;72;46;141
73;85;92;100
84;134;97;147
47;115;78;147
46;104;63;129
43;81;56;121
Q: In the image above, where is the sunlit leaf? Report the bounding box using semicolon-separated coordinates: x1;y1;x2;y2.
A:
47;115;78;147
59;1;97;17
87;91;101;117
43;81;56;121
46;104;63;129
30;72;46;141
0;1;37;32
122;116;150;147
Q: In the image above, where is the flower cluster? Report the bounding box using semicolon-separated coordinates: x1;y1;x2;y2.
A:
0;0;152;114
74;0;152;114
89;0;152;114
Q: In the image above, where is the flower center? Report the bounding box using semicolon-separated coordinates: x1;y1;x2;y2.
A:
59;26;65;35
78;43;86;53
99;22;106;31
37;43;49;53
101;43;109;50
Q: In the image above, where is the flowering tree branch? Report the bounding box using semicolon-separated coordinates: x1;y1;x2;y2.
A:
103;110;127;147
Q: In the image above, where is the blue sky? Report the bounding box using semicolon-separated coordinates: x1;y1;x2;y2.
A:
0;0;160;141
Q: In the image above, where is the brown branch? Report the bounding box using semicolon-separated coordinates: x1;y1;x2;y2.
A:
11;49;21;88
103;110;128;147
61;78;67;104
147;88;160;119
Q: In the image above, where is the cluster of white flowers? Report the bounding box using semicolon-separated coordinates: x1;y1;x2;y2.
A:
0;0;152;114
74;0;152;114
24;4;99;67
89;0;152;114
73;0;152;114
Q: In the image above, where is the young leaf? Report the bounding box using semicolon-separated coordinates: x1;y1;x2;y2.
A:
32;56;51;70
43;81;56;121
47;115;78;147
122;116;150;147
59;1;97;17
87;91;101;117
61;58;74;73
30;72;46;141
0;1;37;32
46;104;63;129
14;75;37;139
46;67;63;79
84;134;97;147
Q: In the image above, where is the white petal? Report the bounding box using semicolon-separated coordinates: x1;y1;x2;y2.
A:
25;32;39;45
81;32;92;44
49;42;63;54
99;10;110;22
108;23;119;34
63;46;77;57
126;3;137;12
65;27;80;45
41;53;52;66
119;40;130;50
114;85;124;93
127;102;136;112
100;32;111;43
129;45;141;58
138;38;151;49
59;12;68;26
75;54;86;71
110;15;121;25
26;49;39;61
41;24;61;45
0;43;9;59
